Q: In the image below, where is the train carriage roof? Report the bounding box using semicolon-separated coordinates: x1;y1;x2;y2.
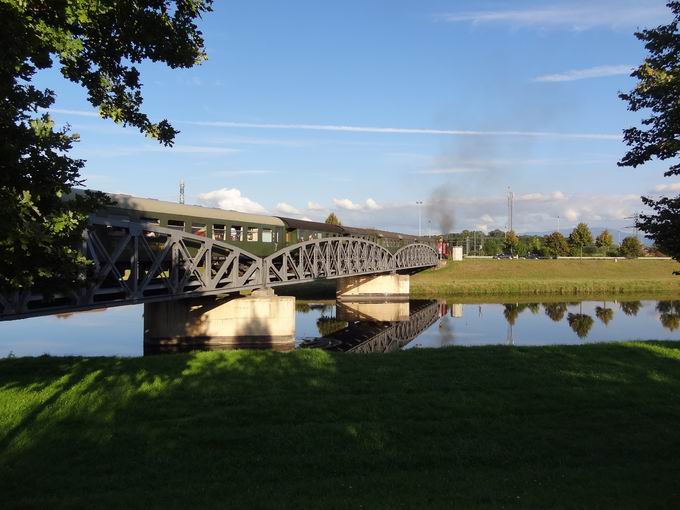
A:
276;217;345;234
103;193;285;226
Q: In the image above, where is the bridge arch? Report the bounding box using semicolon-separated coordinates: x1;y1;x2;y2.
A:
263;237;395;286
394;243;440;270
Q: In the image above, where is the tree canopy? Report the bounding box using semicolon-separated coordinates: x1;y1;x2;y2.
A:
324;212;342;226
543;232;570;258
503;230;519;255
619;1;680;265
620;236;645;258
596;229;614;251
0;0;212;293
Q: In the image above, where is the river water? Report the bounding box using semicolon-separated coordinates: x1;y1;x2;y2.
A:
1;297;679;357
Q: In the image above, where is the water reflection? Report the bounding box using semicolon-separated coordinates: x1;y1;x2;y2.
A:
567;313;594;339
544;302;568;322
301;300;439;353
620;301;642;316
658;301;680;331
2;297;680;357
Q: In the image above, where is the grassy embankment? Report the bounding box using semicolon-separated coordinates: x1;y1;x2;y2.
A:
3;343;680;508
412;258;680;297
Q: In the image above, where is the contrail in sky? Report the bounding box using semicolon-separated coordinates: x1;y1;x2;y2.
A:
46;109;621;141
179;120;621;140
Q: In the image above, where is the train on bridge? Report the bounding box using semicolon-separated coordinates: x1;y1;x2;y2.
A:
101;192;449;257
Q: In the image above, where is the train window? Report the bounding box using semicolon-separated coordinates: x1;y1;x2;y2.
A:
230;226;243;241
213;224;227;241
141;217;159;225
192;222;207;237
167;219;185;231
262;228;273;243
247;227;259;242
314;232;322;239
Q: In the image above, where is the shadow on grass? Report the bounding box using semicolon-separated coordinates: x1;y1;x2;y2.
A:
2;342;680;508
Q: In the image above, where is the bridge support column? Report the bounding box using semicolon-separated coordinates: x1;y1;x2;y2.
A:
144;289;295;353
336;273;409;300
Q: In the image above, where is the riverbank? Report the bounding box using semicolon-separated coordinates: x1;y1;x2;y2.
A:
2;343;680;508
412;258;680;296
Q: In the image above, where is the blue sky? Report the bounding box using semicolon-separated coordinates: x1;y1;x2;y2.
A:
38;0;680;234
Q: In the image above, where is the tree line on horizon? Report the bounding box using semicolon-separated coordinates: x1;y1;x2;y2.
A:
443;223;650;259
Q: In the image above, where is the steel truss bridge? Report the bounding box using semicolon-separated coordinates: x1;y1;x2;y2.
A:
301;300;441;353
0;217;439;320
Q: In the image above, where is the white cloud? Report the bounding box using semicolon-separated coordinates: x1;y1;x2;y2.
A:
181;120;620;141
654;182;680;192
519;191;567;202
307;201;324;211
365;198;382;210
47;108;99;117
415;168;486;174
480;214;495;224
564;208;579;222
275;202;300;215
437;3;668;30
534;65;633;82
519;193;544;201
196;188;267;214
333;198;383;211
333;198;363;211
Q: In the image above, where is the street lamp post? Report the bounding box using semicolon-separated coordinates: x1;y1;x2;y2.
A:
416;201;423;236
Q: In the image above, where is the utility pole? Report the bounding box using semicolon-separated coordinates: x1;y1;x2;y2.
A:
557;215;560;234
507;187;514;233
179;178;185;205
416;201;423;236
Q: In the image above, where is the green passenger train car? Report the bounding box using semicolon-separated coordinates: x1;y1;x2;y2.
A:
90;192;436;257
101;194;286;257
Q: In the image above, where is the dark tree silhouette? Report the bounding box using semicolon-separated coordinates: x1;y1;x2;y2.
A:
543;303;568;322
568;313;594;339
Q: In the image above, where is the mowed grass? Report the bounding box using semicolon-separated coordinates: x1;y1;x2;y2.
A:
2;343;680;508
412;258;680;296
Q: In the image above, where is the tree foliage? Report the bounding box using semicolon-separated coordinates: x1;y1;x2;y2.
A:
620;301;642;316
543;302;567;322
0;0;212;293
595;305;614;326
567;313;594;339
503;230;519;255
324;212;342;226
619;1;680;264
595;229;614;251
620;236;645;258
542;232;570;257
568;223;593;252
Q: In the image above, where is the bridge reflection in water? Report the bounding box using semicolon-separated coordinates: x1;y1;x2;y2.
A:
145;299;443;355
300;300;441;353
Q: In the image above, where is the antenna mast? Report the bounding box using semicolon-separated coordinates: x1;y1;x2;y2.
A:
507;187;514;232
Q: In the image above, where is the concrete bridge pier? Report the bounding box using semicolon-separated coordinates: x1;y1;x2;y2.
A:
144;289;295;353
336;273;409;301
336;300;410;322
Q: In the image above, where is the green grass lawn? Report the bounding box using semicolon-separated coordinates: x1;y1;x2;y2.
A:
412;258;680;296
2;343;680;508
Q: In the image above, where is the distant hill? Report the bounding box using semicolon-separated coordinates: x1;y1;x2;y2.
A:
521;227;654;247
